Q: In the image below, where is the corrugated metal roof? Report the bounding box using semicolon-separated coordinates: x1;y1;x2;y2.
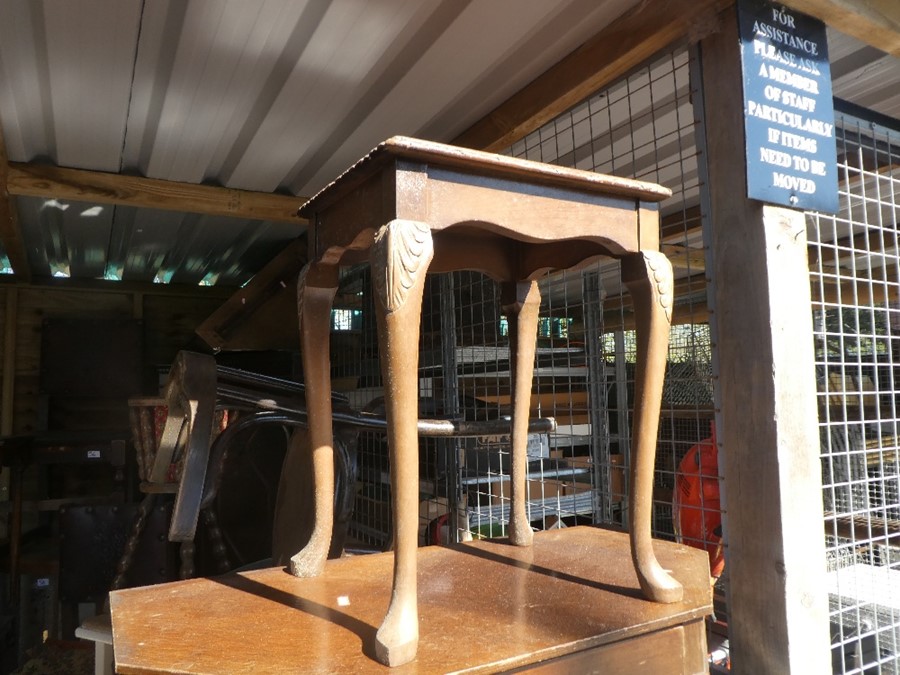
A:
0;0;640;286
829;29;900;117
0;1;896;287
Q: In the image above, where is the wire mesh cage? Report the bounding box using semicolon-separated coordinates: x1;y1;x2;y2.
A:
809;105;900;674
503;46;718;550
324;29;900;675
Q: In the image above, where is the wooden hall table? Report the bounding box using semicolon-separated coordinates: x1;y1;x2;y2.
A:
290;137;679;666
110;526;713;674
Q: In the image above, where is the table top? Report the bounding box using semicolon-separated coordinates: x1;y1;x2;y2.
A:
299;136;672;218
297;137;670;274
110;525;712;674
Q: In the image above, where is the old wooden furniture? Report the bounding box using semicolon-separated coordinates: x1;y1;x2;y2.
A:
110;526;712;674
126;349;555;577
293;136;679;666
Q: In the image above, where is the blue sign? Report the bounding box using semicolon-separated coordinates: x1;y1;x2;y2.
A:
738;0;838;214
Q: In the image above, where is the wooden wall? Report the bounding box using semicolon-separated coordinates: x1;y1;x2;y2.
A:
1;283;229;436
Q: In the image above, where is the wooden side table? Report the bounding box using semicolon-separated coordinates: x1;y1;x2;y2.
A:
294;137;678;666
109;526;713;674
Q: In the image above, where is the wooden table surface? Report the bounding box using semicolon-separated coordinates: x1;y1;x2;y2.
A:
110;526;712;674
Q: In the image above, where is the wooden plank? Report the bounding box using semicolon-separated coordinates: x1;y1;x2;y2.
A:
14;289;134;383
781;0;900;56
700;8;831;673
604;304;710;332
661;205;703;244
0;125;29;280
523;622;706;675
7;285;222;433
811;271;898;307
452;0;731;152
6;162;308;225
826;511;900;542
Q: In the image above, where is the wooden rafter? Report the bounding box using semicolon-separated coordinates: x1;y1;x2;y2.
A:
781;0;900;56
0;274;235;298
602;273;709;326
452;0;731;153
451;0;898;155
6;162;308;225
0;128;30;281
195;237;308;351
661;243;707;272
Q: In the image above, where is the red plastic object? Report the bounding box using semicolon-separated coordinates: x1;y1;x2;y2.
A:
673;421;725;581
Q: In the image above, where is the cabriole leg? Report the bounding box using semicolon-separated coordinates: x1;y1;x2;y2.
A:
501;280;541;547
371;219;434;667
290;263;339;577
621;251;683;603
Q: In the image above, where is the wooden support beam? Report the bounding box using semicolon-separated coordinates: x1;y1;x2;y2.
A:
781;0;900;56
661;244;706;272
603;273;709;330
0;128;30;281
827;511;900;543
452;0;731;152
6;162;308;225
195;237;308;351
661;205;704;244
700;8;830;673
812;271;898;307
604;274;708;313
2;288;17;436
450;0;897;157
0;275;233;299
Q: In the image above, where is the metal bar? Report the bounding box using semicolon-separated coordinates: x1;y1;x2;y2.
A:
613;329;631;524
583;269;611;522
216;364;350;406
215;380;556;437
467;491;596;528
459;465;591;486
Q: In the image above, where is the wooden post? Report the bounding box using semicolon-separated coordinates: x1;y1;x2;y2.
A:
2;287;16;436
1;288;16;567
699;7;830;674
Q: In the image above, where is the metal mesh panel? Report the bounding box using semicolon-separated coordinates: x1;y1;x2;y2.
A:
809;106;900;674
502;47;718;547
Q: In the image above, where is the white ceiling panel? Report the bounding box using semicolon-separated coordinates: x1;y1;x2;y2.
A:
123;0;319;184
284;0;635;197
42;0;142;171
0;0;142;170
223;0;441;193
